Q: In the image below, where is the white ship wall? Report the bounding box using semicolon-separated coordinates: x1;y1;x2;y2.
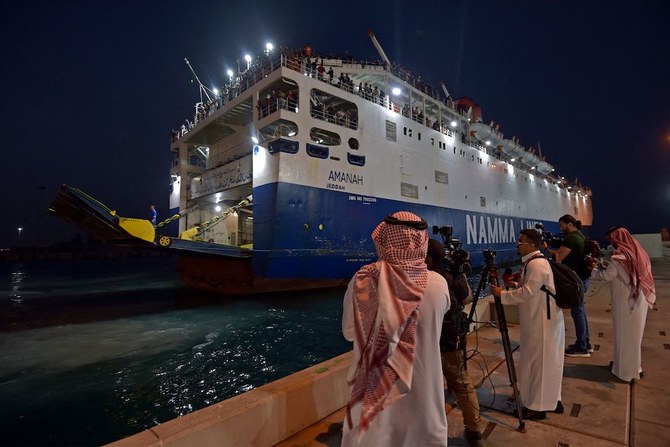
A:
256;70;591;225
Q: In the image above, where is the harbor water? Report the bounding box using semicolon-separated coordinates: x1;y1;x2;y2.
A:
0;256;351;446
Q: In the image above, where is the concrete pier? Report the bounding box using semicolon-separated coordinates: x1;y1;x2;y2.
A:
107;257;670;447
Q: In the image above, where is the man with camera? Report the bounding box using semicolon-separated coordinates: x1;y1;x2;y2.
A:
491;229;565;420
544;214;591;357
426;238;484;445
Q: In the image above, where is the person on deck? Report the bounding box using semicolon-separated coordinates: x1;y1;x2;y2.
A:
590;226;656;382
341;211;450;447
491;229;565;420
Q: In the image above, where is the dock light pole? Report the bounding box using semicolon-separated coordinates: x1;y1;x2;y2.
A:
244;54;252;70
17;227;23;241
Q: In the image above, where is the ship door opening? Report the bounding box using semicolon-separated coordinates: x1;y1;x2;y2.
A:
182;183;253;248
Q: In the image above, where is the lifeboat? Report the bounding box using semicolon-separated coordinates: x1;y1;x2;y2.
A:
469;121;504;147
518;148;542;169
501;138;526;158
536;159;554;174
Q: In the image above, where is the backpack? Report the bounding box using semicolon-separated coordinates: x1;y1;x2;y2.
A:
525;255;584;319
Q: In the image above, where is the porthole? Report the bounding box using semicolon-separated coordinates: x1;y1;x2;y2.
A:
348;137;359;150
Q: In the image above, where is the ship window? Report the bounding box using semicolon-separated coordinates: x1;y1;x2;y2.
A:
480;197;486;207
434;171;449;184
386;121;397;141
306;143;329;159
418;132;421;141
268;138;299;154
404;127;407;136
348;137;359;150
409;129;413;137
347;153;366;166
453;147;456;154
309;127;340;146
401;182;419;199
431;138;434;146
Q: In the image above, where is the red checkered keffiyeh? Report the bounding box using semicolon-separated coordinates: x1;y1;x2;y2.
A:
608;227;656;309
345;211;429;434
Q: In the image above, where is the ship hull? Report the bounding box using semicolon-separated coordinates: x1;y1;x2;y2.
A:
174;180;570;294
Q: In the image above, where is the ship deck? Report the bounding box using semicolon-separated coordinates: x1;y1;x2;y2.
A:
277;258;670;447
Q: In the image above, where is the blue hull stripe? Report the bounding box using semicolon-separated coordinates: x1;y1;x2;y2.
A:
251;182;567;280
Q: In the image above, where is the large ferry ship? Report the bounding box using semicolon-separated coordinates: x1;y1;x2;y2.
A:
51;32;592;294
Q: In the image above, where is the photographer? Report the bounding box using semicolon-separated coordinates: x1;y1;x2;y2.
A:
544;214;591;357
491;229;565;420
426;239;484;445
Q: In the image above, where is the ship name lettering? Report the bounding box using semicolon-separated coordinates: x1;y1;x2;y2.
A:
328;170;363;185
466;215;516;245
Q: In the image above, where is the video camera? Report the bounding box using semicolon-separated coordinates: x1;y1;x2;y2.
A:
432;225;471;275
482;249;497;266
535;223;564;249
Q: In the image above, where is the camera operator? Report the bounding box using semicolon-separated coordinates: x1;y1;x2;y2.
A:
544;214;592;357
426;239;484;446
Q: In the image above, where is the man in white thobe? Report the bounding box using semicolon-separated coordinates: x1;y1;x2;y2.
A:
341;212;450;447
491;228;565;420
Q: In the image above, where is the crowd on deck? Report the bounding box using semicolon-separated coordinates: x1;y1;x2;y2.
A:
171;44;455;143
257;88;299;120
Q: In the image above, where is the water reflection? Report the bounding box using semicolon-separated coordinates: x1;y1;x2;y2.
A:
10;266;26;303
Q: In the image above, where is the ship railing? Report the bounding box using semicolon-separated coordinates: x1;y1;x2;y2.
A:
258;98;299;120
309;104;358;130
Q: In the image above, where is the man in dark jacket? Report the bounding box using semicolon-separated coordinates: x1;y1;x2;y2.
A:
426;239;484;445
545;214;591;357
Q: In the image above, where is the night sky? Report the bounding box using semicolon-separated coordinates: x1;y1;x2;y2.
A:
2;0;668;247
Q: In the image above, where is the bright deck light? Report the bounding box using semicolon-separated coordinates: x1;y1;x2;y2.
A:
266;43;274;52
450;120;458;127
215;205;222;212
252;136;259;144
392;87;401;95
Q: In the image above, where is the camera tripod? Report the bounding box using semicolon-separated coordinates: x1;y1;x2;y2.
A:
466;259;527;433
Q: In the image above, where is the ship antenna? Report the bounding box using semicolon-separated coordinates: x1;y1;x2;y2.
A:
368;30;391;67
184;57;214;104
